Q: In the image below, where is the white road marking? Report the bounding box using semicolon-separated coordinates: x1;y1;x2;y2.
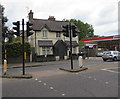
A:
62;94;65;96
101;69;119;73
105;82;109;84
94;78;96;80
50;87;54;90
38;80;42;83
43;83;47;85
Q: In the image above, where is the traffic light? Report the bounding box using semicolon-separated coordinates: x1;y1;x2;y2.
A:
26;22;33;37
71;25;77;37
13;21;20;36
62;25;69;37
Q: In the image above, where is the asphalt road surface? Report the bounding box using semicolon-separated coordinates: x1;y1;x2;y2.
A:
2;58;119;97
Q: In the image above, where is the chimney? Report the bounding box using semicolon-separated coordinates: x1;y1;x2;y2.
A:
48;16;55;21
28;10;33;20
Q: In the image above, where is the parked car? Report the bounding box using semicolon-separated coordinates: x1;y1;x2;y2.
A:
102;51;120;61
96;52;103;57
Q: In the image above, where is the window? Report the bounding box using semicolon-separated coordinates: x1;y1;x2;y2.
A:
72;47;76;54
103;51;111;55
42;47;51;55
113;52;117;55
42;47;46;55
56;32;61;38
42;30;48;38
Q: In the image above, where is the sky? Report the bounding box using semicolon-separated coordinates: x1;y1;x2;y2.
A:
0;0;119;36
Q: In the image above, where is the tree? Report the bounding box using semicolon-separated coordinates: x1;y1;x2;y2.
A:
84;23;94;38
11;36;22;43
92;35;100;38
68;19;95;40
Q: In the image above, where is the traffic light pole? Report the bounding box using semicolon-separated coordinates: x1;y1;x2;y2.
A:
69;22;73;70
22;19;25;75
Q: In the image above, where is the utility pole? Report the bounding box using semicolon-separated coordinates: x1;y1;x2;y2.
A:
69;22;73;70
22;19;25;75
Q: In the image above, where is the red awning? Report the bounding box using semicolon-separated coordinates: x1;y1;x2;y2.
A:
81;36;120;42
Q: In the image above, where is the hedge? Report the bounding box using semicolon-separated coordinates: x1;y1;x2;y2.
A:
2;42;31;58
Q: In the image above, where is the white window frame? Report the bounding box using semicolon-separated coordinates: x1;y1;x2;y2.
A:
72;47;76;54
42;47;51;55
42;30;48;38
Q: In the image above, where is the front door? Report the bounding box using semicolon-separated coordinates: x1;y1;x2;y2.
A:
54;40;67;60
58;45;65;60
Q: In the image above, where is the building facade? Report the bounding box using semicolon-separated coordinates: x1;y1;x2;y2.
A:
28;10;79;61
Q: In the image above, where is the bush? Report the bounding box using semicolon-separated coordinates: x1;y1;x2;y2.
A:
2;42;31;58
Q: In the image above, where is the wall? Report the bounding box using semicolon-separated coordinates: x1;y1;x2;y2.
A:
7;55;30;64
36;55;56;62
28;28;79;56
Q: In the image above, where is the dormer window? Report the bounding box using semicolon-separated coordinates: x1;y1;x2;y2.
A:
42;30;48;38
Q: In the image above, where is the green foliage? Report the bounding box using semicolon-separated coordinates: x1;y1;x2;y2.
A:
12;36;22;43
67;19;95;40
3;42;31;58
92;35;100;38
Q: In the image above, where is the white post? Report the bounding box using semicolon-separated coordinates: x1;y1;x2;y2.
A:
30;53;32;62
56;56;60;61
64;56;68;60
78;56;83;68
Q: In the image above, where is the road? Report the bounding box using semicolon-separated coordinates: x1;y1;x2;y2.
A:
2;58;119;97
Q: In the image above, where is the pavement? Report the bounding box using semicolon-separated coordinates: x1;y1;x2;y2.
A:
6;60;69;69
1;57;101;79
1;60;66;79
5;57;101;69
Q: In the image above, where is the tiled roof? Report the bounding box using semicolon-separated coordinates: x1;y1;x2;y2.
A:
31;18;79;32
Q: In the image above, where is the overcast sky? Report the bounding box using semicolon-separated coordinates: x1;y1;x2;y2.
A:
0;0;119;36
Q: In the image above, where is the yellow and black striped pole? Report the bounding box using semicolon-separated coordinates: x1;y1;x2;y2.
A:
3;49;7;75
24;52;26;60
